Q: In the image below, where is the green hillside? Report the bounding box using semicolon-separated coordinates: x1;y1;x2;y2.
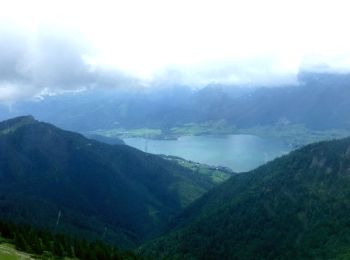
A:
142;137;350;259
0;244;33;260
0;220;139;259
0;116;218;247
0;241;34;260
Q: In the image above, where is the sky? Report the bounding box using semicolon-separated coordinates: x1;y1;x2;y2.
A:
1;0;350;101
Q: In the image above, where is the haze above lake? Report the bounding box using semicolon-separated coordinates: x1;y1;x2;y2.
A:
124;134;292;172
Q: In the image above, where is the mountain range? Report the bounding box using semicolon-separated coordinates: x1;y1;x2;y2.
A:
1;116;350;259
1;71;350;132
0;116;221;247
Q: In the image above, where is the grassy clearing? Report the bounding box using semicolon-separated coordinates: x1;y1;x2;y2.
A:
161;155;234;184
171;120;236;136
159;155;235;207
0;242;34;260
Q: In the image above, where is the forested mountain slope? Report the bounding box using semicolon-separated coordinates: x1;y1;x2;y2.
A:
0;116;218;247
143;137;350;259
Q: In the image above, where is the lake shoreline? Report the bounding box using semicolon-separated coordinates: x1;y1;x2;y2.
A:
123;134;292;173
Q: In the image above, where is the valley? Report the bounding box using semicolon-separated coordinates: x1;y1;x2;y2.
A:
142;137;350;259
1;115;350;259
88;121;350;148
88;122;350;173
123;134;290;172
2;3;350;258
0;73;350;259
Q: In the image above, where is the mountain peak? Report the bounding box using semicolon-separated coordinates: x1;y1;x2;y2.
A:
0;115;37;134
0;116;221;246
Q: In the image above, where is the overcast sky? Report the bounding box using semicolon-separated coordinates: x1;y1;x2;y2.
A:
1;0;350;101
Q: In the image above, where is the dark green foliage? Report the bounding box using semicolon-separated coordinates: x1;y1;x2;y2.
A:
0;220;140;259
85;134;126;145
142;137;350;259
0;116;215;247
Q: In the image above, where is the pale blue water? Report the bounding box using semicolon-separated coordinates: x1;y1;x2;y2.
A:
123;134;291;172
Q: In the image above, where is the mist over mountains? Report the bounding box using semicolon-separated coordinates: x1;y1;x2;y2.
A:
1;71;349;133
2;1;350;259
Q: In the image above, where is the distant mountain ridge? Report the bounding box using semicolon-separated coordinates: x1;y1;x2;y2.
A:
0;71;349;132
0;116;219;247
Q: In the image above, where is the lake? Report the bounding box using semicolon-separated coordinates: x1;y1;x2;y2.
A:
123;134;292;172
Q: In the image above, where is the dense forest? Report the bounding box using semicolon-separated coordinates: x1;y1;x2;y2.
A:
1;2;349;259
0;116;221;248
3;116;350;259
0;219;140;259
142;137;350;259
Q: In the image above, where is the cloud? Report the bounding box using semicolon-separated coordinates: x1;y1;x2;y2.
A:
2;11;350;104
0;23;136;102
150;56;299;88
300;53;350;73
0;27;29;82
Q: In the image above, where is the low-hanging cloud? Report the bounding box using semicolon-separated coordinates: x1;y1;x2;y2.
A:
0;23;136;102
150;56;300;88
2;20;349;103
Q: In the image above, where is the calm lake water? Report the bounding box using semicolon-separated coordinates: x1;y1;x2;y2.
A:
123;134;292;172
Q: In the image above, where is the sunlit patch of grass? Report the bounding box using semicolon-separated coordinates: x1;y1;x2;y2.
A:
171;120;236;136
0;243;34;260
